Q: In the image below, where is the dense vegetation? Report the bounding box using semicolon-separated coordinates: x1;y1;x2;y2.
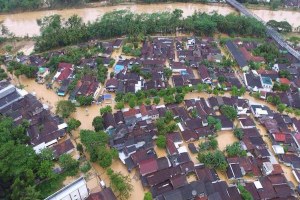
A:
80;130;118;168
0;0;83;12
0;117;80;199
267;20;292;33
35;10;266;52
107;168;133;200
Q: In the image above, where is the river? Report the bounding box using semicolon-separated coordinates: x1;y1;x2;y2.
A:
1;3;300;37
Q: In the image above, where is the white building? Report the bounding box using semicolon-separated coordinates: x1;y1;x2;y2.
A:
45;177;89;200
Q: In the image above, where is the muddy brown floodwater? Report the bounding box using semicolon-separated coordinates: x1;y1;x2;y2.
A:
1;3;300;37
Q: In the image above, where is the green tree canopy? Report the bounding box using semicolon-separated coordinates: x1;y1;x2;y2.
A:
55;100;76;118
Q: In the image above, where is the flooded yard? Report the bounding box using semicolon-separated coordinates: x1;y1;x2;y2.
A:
216;130;238;151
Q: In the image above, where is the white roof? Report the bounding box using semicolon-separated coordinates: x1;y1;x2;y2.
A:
45;177;87;200
58;123;67;130
254;181;263;189
53;71;61;79
256;108;268;115
178;146;188;154
272;145;285;155
178;122;184;132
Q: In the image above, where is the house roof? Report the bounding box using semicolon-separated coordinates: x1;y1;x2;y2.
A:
139;157;158;176
51;139;74;158
181;129;198;142
103;112;116;129
170;174;188;189
87;188;117;200
273;133;286;142
56;62;73;82
195;165;219;183
226;40;248;68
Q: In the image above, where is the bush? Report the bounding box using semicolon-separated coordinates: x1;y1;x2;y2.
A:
156;135;166;149
80;162;91;173
226;142;247;157
234;128;244;140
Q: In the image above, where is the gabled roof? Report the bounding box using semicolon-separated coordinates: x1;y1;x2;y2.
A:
139;157;158;176
226;40;248;68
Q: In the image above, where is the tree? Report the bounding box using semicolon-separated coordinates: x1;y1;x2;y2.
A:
220;105;237;121
115;101;124;110
107;168;133;200
92;116;104;131
98;146;112;168
128;98;136;108
67;118;81;133
77;144;83;154
285;107;293;114
207;116;222;131
100;106;112;115
163;68;172;80
279;70;291;80
38;160;54;179
175;93;185;104
277;103;286;113
39;148;54;161
76;95;94;106
55;100;76;118
153;97;160;105
145;98;151;105
58;154;79;175
197;150;228;171
234;128;244;140
199;137;218;151
226;142;247;157
144;192;153;200
156;135;166;149
238;184;253;200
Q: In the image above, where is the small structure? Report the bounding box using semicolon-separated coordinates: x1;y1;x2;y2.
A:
37;67;50;84
261;76;273;92
45;177;89;200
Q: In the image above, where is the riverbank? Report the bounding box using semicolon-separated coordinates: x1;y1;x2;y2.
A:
0;1;299;16
1;2;300;37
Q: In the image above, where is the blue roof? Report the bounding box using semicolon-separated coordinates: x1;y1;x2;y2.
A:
115;64;124;74
103;94;112;99
261;76;272;85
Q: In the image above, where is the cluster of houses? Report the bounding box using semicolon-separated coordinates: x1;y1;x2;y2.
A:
7;39;120;103
106;37;243;94
0;80;74;157
100;92;300;199
226;39;300;109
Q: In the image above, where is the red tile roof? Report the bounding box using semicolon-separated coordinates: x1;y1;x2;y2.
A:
56;62;73;82
139;157;158;176
279;78;291;85
167;138;178;155
273;133;286;142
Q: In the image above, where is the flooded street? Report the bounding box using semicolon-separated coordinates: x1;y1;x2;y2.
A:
1;3;300;37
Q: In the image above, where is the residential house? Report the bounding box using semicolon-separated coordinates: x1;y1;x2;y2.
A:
250;104;273;118
239;116;256;129
198;65;211;84
226;40;248;71
53;62;73;83
45;177;89;200
106;78;119;92
244;71;263;92
87;188;117;200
